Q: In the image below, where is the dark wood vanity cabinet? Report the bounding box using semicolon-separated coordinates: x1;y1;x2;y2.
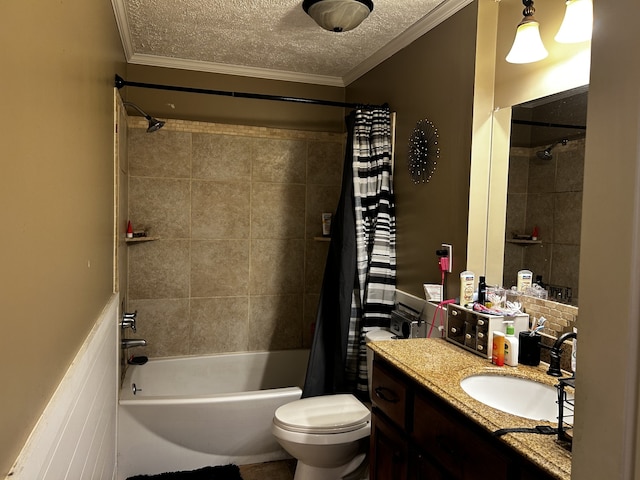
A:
370;358;558;480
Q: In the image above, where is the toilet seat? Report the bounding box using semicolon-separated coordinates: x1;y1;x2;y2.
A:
274;394;370;434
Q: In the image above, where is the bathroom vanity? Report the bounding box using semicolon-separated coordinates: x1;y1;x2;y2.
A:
368;339;571;480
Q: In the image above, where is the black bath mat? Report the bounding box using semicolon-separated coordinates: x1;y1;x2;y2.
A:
126;464;242;480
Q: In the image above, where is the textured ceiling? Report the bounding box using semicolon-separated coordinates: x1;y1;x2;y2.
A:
112;0;472;86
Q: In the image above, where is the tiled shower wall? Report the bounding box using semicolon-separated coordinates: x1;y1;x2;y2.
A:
126;117;344;358
503;138;584;302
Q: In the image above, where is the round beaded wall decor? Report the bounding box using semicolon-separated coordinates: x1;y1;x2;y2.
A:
408;118;439;184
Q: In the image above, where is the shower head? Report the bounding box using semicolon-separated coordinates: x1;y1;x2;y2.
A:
122;102;166;133
536;138;568;160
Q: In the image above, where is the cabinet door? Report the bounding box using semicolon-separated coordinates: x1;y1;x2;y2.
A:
370;411;409;480
371;359;407;429
409;448;451;480
413;390;512;480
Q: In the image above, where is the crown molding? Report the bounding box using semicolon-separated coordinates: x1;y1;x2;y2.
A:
127;54;347;88
111;0;134;59
343;0;475;85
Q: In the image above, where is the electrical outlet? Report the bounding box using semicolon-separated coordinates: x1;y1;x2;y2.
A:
441;243;453;273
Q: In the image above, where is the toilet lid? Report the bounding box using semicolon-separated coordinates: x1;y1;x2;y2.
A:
365;329;396;342
274;394;370;434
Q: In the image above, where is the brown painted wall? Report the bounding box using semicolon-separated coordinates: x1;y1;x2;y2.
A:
123;64;347;133
346;3;479;299
0;1;125;475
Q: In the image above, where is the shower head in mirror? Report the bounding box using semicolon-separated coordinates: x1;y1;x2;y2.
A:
536;138;568;160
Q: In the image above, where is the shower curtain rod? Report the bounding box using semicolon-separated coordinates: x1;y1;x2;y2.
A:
512;119;586;130
114;75;386;110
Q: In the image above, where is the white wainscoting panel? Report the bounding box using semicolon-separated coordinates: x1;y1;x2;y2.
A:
7;294;119;480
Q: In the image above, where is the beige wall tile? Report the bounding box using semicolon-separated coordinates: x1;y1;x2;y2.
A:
527;156;557;193
252;138;306;184
190;297;249;354
191;240;249;297
251;183;306;239
128;129;191;178
553;192;582;244
250;239;305;295
307;141;344;185
129;177;190;238
128;239;190;299
127;298;191;357
192;180;250;239
248;294;303;350
128;121;338;358
192;133;253;181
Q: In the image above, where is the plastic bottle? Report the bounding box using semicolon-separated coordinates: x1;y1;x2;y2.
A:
478;276;487;306
517;269;532;292
459;271;475;307
491;332;505;366
503;322;519;367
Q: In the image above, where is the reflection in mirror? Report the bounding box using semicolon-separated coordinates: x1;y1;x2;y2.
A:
503;86;588;306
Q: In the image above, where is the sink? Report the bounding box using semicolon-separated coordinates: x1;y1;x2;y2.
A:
460;374;570;423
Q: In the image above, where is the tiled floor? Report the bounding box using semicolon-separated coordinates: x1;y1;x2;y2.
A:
239;459;296;480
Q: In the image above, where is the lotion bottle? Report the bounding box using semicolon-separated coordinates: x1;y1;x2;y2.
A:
503;322;519;367
492;331;505;366
517;269;533;292
459;271;475;307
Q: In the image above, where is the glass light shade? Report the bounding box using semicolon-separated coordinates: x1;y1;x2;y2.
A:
555;0;593;43
506;19;549;64
304;0;373;33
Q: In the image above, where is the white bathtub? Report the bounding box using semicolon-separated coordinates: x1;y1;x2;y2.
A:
117;349;309;479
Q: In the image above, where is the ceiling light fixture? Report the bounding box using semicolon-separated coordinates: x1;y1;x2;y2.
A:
302;0;373;33
555;0;593;43
506;0;548;64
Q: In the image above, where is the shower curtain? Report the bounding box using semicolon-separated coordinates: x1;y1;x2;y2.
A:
302;108;396;400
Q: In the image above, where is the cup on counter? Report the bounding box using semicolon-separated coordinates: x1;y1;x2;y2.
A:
518;331;541;366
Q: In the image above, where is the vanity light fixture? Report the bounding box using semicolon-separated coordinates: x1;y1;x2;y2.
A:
302;0;373;33
555;0;593;43
506;0;548;64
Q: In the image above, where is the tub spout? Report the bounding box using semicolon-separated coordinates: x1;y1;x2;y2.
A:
121;338;147;349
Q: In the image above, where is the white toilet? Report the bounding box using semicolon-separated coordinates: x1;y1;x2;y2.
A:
272;329;396;480
272;394;370;480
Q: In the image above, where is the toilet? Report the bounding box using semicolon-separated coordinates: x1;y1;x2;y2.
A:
272;394;370;480
272;328;396;480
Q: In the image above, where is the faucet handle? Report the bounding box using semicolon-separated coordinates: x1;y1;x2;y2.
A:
120;311;138;332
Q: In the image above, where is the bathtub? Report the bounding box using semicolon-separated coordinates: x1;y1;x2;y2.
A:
117;349;309;479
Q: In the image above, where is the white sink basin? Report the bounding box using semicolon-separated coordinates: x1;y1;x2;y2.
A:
460;374;569;423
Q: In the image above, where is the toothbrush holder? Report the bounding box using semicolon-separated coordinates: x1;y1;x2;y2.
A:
518;331;541;366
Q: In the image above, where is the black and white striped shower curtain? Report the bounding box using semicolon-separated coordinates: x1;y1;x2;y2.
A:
302;108;396;399
348;108;396;396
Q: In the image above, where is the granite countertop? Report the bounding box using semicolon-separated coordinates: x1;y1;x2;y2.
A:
368;338;572;480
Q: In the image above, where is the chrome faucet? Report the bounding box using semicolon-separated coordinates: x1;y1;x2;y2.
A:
547;331;577;377
121;338;147;349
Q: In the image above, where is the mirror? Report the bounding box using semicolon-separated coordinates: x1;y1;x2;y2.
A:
502;86;588;306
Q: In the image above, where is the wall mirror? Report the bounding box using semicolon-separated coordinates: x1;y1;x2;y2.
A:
501;86;588;306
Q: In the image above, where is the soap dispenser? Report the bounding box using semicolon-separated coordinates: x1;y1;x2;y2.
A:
503;321;519;367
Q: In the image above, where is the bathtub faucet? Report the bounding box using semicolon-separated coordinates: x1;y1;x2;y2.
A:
121;338;147;349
